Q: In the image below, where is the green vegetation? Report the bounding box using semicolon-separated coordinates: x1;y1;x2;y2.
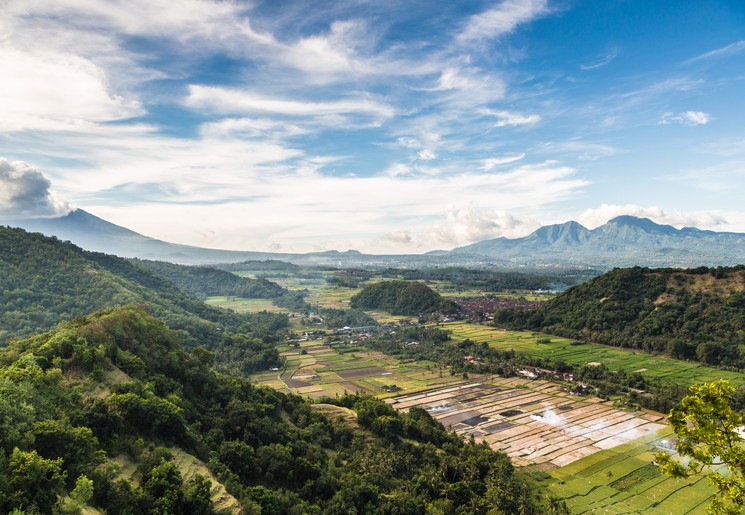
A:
0;227;288;375
655;380;745;514
495;266;745;369
350;280;458;315
132;258;288;299
535;431;717;514
0;305;539;514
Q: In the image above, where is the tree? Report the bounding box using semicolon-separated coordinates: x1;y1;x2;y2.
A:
655;380;745;514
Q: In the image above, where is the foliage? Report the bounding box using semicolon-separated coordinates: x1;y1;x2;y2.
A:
0;227;288;374
350;280;459;316
132;259;288;300
0;305;539;513
655;380;745;514
495;266;745;369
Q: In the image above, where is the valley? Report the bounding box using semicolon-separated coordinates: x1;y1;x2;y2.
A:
2;226;744;514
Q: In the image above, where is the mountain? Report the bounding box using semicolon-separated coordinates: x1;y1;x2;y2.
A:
494;265;745;368
10;209;278;264
10;210;745;268
8;209;506;267
453;216;745;267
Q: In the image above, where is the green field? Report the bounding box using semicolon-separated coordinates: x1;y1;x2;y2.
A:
444;322;745;387
533;430;718;514
204;296;290;313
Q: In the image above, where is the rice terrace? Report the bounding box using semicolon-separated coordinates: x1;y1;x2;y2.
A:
250;325;725;514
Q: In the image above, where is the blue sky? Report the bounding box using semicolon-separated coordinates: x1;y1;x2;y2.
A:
1;0;744;253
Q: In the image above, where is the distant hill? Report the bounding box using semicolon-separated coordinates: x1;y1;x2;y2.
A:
452;216;745;267
495;265;745;368
10;210;745;268
350;280;458;316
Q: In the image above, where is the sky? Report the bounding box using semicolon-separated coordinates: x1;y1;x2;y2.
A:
1;0;744;254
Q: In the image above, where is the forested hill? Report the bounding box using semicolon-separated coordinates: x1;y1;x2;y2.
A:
0;227;289;374
0;305;538;514
350;280;459;316
495;266;745;368
131;258;287;299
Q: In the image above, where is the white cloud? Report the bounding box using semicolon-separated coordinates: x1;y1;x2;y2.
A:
457;0;549;43
428;206;533;247
185;85;395;121
0;159;71;219
580;49;619;70
428;67;507;105
199;117;308;139
417;149;438;161
659;111;711;126
577;204;727;230
481;154;526;170
0;47;141;131
684;40;745;65
485;109;541;127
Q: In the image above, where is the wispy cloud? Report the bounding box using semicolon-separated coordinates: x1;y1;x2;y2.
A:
659;111;711;126
684;40;745;65
578;204;727;230
0;47;142;131
185;85;395;121
457;0;549;43
481;154;526;170
485;109;542;127
580;48;619;70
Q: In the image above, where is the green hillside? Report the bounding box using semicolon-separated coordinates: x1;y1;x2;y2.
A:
131;259;288;299
350;280;458;316
0;227;289;375
495;266;745;368
0;305;538;514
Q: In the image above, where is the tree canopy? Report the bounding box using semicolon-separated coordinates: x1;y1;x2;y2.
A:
655;380;745;514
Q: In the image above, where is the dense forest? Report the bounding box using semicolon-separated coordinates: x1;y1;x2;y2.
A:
131;259;288;300
495;266;745;369
0;305;539;514
350;280;458;316
0;227;289;375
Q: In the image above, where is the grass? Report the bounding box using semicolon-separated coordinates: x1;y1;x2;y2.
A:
443;322;745;388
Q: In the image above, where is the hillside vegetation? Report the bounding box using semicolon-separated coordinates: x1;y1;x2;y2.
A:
0;305;537;514
350;280;458;316
132;259;287;299
0;227;289;375
495;266;745;368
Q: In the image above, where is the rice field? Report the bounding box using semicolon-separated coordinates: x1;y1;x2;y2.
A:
533;431;719;514
387;376;666;469
444;322;745;387
248;333;721;513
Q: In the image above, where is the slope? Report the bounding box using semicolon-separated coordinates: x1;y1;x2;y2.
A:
0;226;289;374
0;305;539;514
495;265;745;368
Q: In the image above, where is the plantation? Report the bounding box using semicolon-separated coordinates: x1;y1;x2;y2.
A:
444;322;745;387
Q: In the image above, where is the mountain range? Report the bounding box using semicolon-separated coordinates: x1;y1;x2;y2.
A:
6;209;745;268
452;215;745;267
